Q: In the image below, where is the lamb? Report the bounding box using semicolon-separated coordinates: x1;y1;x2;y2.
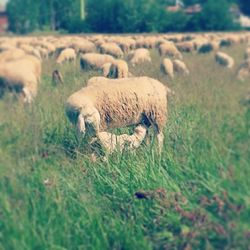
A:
107;59;129;78
159;42;183;59
65;77;169;153
91;124;147;154
80;53;115;70
99;42;124;58
0;55;41;103
161;58;174;79
173;59;189;75
56;48;76;64
129;48;151;66
215;52;234;69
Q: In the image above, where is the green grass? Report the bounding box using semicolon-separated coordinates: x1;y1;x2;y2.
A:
0;42;250;250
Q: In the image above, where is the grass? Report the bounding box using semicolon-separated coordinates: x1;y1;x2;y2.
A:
0;42;250;250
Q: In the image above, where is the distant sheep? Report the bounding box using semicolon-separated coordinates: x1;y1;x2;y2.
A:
129;48;151;66
161;58;174;79
65;77;169;153
0;55;42;103
100;42;124;58
173;59;189;75
56;48;76;64
215;52;234;68
80;53;115;70
237;59;250;81
159;42;182;59
107;59;129;78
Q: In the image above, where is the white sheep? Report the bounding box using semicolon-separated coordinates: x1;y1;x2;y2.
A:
80;53;115;70
56;48;76;64
0;55;42;103
129;48;151;66
215;52;234;69
107;59;129;78
159;42;183;59
173;59;190;75
237;59;250;81
161;58;174;79
99;42;124;58
65;77;169;153
91;124;147;154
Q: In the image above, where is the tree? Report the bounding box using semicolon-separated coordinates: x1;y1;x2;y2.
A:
239;0;250;16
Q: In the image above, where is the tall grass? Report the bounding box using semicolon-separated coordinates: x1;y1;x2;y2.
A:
0;43;249;249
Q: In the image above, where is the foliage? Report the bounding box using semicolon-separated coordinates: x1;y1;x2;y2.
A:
238;0;250;16
6;0;242;33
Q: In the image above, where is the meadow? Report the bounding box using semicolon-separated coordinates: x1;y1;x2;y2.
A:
0;41;249;249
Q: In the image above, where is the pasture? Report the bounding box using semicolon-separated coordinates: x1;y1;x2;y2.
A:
0;36;250;249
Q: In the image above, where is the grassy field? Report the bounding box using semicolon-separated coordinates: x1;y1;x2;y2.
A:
0;43;250;250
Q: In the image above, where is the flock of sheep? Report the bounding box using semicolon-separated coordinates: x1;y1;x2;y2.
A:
0;32;250;157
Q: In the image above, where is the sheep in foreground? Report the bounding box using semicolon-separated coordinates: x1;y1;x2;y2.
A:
0;55;41;102
65;77;169;153
215;52;234;69
161;58;174;79
129;48;151;66
56;48;76;64
91;124;147;154
80;53;115;70
173;60;190;75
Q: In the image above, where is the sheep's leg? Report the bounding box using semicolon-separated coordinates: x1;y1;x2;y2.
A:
157;131;164;154
77;113;86;138
22;87;33;103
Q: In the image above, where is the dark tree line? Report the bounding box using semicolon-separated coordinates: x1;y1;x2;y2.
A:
6;0;250;34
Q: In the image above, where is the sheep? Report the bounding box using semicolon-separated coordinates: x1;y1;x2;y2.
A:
173;59;190;75
0;55;41;103
129;48;151;66
215;52;234;69
80;53;115;70
99;42;124;58
0;49;26;63
65;76;169;153
52;70;63;85
161;58;174;79
244;47;250;60
107;59;129;78
158;42;183;59
101;63;112;77
236;59;250;81
56;48;76;64
91;124;147;154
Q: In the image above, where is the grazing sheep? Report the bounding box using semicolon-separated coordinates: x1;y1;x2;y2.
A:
80;53;115;70
65;77;169;153
173;59;190;75
215;52;234;68
244;47;250;60
0;55;41;102
52;70;63;85
56;48;76;64
107;59;129;78
159;42;182;59
161;58;174;79
101;63;112;77
0;49;26;63
91;124;147;154
99;42;124;58
237;59;250;81
129;48;151;66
